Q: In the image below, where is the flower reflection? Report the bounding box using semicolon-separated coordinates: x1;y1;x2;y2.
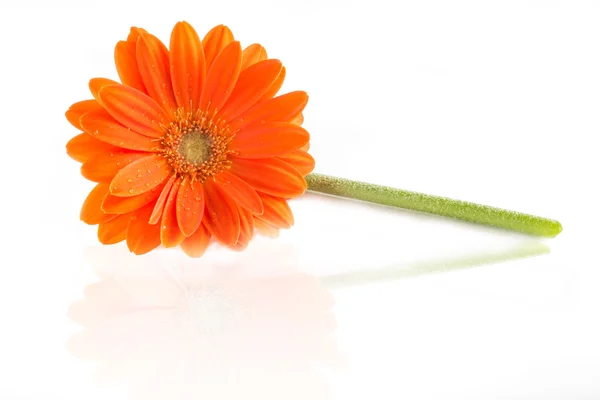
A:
67;250;340;400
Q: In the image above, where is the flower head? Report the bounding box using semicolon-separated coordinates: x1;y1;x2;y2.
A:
66;22;313;257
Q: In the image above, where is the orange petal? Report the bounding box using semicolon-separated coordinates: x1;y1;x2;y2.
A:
66;100;104;130
276;150;315;175
114;27;147;93
229;91;308;131
89;78;119;103
202;178;240;246
98;84;168;138
213;171;263;214
170;21;205;113
80;183;113;225
66;133;116;163
199;41;242;116
231;206;254;251
229;122;309;159
253;217;280;238
149;174;177;224
102;180;165;214
176;178;205;237
160;179;185;247
136;32;178;116
126;202;162;255
180;224;211;258
255;193;294;229
218;59;282;122
229;157;307;198
291;112;304;125
81;150;148;183
258;66;285;103
109;154;171;197
241;43;268;70
80;111;157;152
202;25;234;69
98;213;131;244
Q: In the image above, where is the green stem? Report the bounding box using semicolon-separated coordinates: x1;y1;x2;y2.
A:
305;173;562;237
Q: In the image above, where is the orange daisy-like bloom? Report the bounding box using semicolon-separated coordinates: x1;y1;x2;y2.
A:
66;22;313;257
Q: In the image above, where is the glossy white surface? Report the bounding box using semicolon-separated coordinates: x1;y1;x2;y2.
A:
1;1;599;398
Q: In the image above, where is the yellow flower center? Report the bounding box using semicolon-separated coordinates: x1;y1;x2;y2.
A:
161;109;234;182
178;130;212;164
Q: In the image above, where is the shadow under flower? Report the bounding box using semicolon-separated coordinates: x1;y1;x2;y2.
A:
67;239;550;399
67;246;341;400
322;240;550;289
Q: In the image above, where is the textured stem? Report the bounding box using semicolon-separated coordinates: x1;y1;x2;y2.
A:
305;173;562;237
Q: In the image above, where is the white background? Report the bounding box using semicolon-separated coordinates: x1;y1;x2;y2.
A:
0;0;599;399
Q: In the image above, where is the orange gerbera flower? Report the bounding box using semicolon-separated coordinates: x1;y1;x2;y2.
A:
66;22;313;257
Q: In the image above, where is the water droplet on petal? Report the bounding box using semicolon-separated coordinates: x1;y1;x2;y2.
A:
129;189;135;194
127;178;132;183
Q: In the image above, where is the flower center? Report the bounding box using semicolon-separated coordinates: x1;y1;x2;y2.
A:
161;110;234;182
178;130;212;164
